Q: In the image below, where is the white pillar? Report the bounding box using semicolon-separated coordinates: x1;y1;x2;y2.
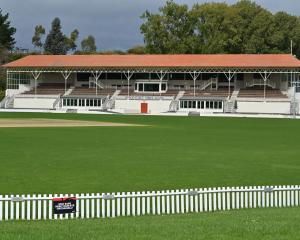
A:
124;71;133;100
31;71;41;97
61;71;71;94
92;71;102;96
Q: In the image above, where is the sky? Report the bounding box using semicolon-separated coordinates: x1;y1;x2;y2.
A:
1;0;300;51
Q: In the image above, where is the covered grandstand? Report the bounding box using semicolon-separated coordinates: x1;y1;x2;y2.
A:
1;54;300;114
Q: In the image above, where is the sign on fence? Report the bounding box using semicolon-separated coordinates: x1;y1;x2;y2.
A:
53;197;76;214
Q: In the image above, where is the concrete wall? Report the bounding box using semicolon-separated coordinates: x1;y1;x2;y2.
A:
236;100;291;114
115;99;172;113
13;96;58;109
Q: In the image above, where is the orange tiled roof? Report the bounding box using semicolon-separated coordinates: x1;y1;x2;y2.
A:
3;54;300;68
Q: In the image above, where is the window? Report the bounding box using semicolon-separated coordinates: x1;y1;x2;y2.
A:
138;83;143;91
161;83;167;91
214;101;218;109
206;101;209;109
184;101;187;108
192;101;196;108
218;101;222;109
144;83;159;92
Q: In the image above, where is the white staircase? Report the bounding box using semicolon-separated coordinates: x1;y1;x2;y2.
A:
224;89;239;113
52;97;61;109
1;96;15;109
169;91;185;112
198;78;218;91
102;90;121;110
63;86;75;96
89;77;104;89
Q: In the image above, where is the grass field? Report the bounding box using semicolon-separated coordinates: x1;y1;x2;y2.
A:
0;112;300;239
0;208;299;240
0;112;300;194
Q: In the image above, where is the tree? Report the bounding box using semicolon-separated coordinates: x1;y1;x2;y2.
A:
232;0;275;54
139;0;300;57
140;0;194;54
127;45;146;54
81;35;97;53
32;25;45;51
44;18;69;54
67;29;79;51
191;2;242;53
0;9;16;51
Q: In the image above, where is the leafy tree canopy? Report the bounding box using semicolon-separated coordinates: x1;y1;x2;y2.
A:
0;8;16;51
44;18;69;54
81;35;97;53
140;0;300;57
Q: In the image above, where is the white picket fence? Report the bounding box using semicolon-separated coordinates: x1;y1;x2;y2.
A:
0;185;299;221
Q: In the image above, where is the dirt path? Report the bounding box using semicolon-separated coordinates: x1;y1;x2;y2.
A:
0;118;140;128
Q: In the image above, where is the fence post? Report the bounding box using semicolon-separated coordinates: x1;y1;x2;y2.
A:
80;193;85;219
116;192;120;217
283;186;286;207
226;187;231;210
208;187;212;212
180;189;185;214
0;195;2;221
131;192;136;216
111;192;116;218
137;191;141;216
291;185;295;207
231;187;235;210
175;190;180;213
195;188;199;213
4;195;9;220
221;187;226;210
75;194;80;219
48;194;53;220
157;191;161;215
122;192;126;216
26;194;31;220
204;188;208;212
249;186;253;208
170;190;175;214
10;194;14;220
15;194;20;220
43;194;47;220
106;193;111;218
287;185;291;207
270;186;274;208
161;190;165;214
296;185;299;206
146;191;151;215
37;194;41;220
86;193;90;219
199;188;203;212
266;186;270;208
126;192;131;216
166;190;170;214
152;191;156;215
91;193;95;219
141;191;145;215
